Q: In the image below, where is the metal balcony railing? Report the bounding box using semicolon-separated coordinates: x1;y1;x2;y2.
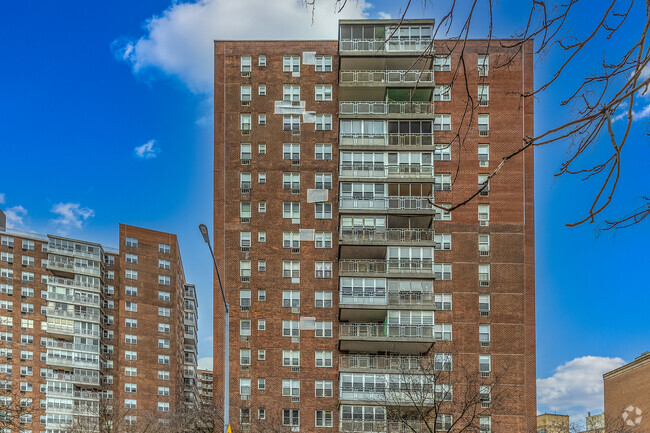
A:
45;372;100;386
339;323;435;339
46;389;100;400
47;308;100;322
340;70;434;85
340;132;434;147
43;291;101;307
45;340;100;353
339;228;434;243
339;196;434;211
339;38;432;52
46;354;100;369
339;163;434;179
46;276;101;291
339;354;425;372
340;101;435;116
339;259;434;274
339;420;429;433
46;324;100;337
47;260;101;277
47;244;102;261
339;289;434;307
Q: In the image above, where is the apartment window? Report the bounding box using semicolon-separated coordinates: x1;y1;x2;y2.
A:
0;252;12;263
282;290;300;308
479;264;491;286
315;381;333;398
479;294;491;315
240;143;252;161
258;232;266;242
258;202;266;213
0;269;12;281
434;293;452;310
478;114;489;136
282;262;300;280
434;233;451;250
283;409;300;426
257;289;266;301
124;399;137;409
315;232;332;248
283;144;300;160
125;367;137;377
283;113;301;131
315;55;332;72
258;84;266;96
258;319;266;331
478;174;490;196
1;236;14;248
315;351;332;367
434;353;453;371
159;243;171;254
158;355;170;365
240;320;251;337
258;378;266;390
20;366;32;376
315;173;332;189
240;56;251;74
435;323;452;340
125;351;137;361
158;307;171;317
434;173;452;191
315;321;332;338
125;318;137;328
125;285;138;296
240;232;251;249
478;143;489;166
283;85;300;102
315;114;332;130
480;416;492;432
20;303;33;313
315;262;332;279
240;378;251;398
433;84;451;101
258;114;266;125
125;237;138;247
158;291;170;301
283;203;300;219
240;114;252;132
436;415;453;431
240;85;252;103
240;202;251;221
125;269;138;280
258;144;266;154
158;402;170;412
282;350;300;367
315;143;332;160
314;291;333;309
478;54;489;76
283;173;300;191
282;379;300;397
240;290;251;309
158;323;170;333
125;302;137;313
315;410;333;427
158;371;170;380
258;173;266;183
21;272;34;282
479;324;491;345
478;204;490;225
479;354;491;374
433;114;451;131
240;349;251;366
158;386;170;396
434;263;452;280
21;256;34;266
240;173;251;191
258;55;266;66
434;54;451;71
282;320;299;337
258;349;266;360
158;338;170;349
20;382;32;392
315;85;332;101
283;55;300;73
478;84;489;106
314;203;332;219
20;318;33;329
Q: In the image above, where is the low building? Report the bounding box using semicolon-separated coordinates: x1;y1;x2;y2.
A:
537;413;570;433
197;369;214;406
604;351;650;432
585;412;604;432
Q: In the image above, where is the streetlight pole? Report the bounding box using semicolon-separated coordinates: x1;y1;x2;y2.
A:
199;224;229;433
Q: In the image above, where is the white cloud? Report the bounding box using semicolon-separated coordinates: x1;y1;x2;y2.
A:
113;0;369;93
50;203;95;235
198;356;213;371
134;139;159;159
4;205;28;229
378;11;392;19
537;356;625;419
0;193;5;205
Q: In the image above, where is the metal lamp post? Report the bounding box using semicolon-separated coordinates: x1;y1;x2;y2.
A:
198;224;230;433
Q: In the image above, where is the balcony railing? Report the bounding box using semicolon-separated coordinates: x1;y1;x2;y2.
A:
339;196;434;211
340;228;434;243
43;291;101;307
47;244;102;261
340;289;434;307
46;340;100;353
46;354;100;369
46;276;101;291
340;101;434;116
47;260;101;277
47;308;100;323
340;132;434;147
46;324;100;337
46;388;100;400
339;38;432;53
340;70;434;85
339;354;425;372
45;372;100;386
339;163;434;179
339;259;434;274
340;420;429;433
339;323;434;339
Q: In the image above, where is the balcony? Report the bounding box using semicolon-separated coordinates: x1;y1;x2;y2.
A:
339;38;432;54
46;353;100;370
339;288;434;321
45;323;100;338
47;308;100;323
339;163;434;180
340;132;434;148
339;323;435;354
339;196;434;213
340;420;429;433
340;101;434;117
339;228;434;246
46;388;100;401
45;340;100;354
339;259;434;278
339;354;426;373
46;276;101;293
47;259;101;277
45;372;100;386
47;243;102;261
44;291;100;307
340;70;434;86
184;329;197;342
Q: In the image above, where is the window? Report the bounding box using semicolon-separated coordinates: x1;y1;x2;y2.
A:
258;378;266;390
315;114;332;130
240;85;251;102
315;410;333;427
258;232;266;242
240;349;251;366
258;202;266;213
158;291;170;301
241;408;251;424
240;143;252;160
479;264;491;286
240;56;251;74
21;256;34;266
315;381;333;398
158;370;170;380
315;173;332;189
125;349;137;361
240;202;251;220
125;302;137;313
478;114;489;136
434;353;453;371
20;382;32;392
315;321;332;338
125;318;137;328
315;232;332;248
283;173;300;191
258;84;267;96
125;367;137;377
240;232;251;249
315;262;332;279
478;174;490;196
158;323;170;333
282;203;300;219
0;252;12;263
478;204;490;224
158;355;170;364
1;236;14;248
158;338;170;349
258;319;266;331
315;55;332;72
315;203;332;219
125;269;138;280
478;143;489;166
283;144;300;160
240;260;251;282
282;350;300;367
240;320;251;337
433;84;451;101
434;173;452;191
315;351;332;367
315;143;332;160
434;263;452;280
258;349;266;360
283;409;300;426
282;290;300;308
283;55;300;73
478;54;489;76
436;414;453;431
478;84;489;106
283;85;300;102
282;320;299;337
159;243;171;254
21;271;34;282
240;114;251;132
240;290;251;309
258;114;266;125
480;416;492;432
479;324;491;345
282;379;300;397
479;354;491;373
158;386;170;396
125;237;138;247
125;285;138;296
240;173;251;191
258;143;266;154
315;291;332;309
435;323;452;340
433;114;451;131
240;378;251;397
434;293;452;310
258;173;266;183
124;399;137;409
258;408;266;419
315;85;332;101
158;402;170;412
257;289;266;301
434;55;451;71
258;55;266;66
158;307;171;317
434;233;451;250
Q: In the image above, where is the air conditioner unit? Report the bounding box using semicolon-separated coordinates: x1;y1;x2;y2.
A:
481;372;490;378
481;402;491;409
480;281;490;287
479;99;488;106
241;159;250;165
480;221;489;227
241;100;250;106
291;307;300;314
241;188;250;195
291;160;300;166
241;395;249;400
291;337;300;343
241;71;250;77
241;306;250;312
479;130;489;137
480;250;490;256
479;161;489;167
241;276;250;283
240;247;250;252
291;367;300;373
292;130;300;136
291;248;300;254
291;396;300;402
241;130;250;135
481;341;490;347
291;188;300;194
240;218;250;224
480;311;490;317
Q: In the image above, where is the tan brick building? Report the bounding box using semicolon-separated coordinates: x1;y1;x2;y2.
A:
0;215;198;432
603;352;650;432
197;369;214;406
537;413;570;433
213;18;535;432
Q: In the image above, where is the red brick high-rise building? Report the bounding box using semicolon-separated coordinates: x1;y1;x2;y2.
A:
214;18;535;432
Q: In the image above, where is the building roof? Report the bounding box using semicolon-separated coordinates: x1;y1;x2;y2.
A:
604;351;650;380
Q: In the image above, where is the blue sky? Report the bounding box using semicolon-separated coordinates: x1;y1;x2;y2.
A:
1;0;648;421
